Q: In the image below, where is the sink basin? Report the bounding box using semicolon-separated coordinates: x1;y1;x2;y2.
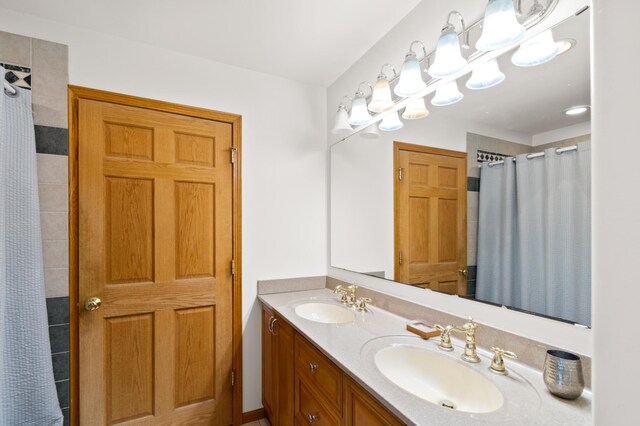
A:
294;302;356;324
374;346;504;413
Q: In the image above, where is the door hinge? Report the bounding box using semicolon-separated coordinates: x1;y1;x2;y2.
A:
399;251;403;265
231;371;235;387
230;147;237;164
231;259;235;275
398;167;404;181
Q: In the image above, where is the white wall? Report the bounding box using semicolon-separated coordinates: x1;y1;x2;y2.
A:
328;0;593;359
592;1;640;423
0;8;327;412
532;121;591;145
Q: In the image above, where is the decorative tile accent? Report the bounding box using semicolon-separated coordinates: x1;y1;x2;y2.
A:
467;176;480;192
477;149;508;163
1;62;31;90
35;125;69;156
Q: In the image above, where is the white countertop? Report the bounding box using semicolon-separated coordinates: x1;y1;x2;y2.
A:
259;289;592;426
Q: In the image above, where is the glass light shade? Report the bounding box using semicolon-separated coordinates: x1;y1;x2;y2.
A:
348;93;372;126
331;106;352;135
393;52;426;98
476;0;526;51
402;97;430;120
378;111;404;131
466;58;505;90
360;124;380;139
428;28;468;78
368;77;395;113
431;81;464;106
511;29;560;67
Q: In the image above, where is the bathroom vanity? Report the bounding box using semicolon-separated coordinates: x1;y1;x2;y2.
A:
259;283;591;426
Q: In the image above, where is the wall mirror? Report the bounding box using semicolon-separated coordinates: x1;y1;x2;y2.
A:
330;8;591;326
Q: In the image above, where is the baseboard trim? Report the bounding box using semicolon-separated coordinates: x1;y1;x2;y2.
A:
241;408;265;424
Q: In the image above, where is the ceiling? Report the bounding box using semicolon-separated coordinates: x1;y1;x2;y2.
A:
0;0;421;87
429;9;591;137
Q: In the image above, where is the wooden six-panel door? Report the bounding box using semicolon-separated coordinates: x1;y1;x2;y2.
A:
78;98;234;425
394;143;467;295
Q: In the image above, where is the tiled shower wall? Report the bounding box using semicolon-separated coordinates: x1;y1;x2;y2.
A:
465;132;590;298
1;31;69;424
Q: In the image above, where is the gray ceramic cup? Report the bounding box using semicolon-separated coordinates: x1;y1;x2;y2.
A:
543;349;584;400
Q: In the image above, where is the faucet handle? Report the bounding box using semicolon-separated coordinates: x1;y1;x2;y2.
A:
435;324;455;352
489;347;518;375
356;297;371;312
333;285;349;304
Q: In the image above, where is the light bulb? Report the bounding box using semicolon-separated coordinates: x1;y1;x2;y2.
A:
348;91;372;126
476;0;526;51
428;26;468;78
379;111;404;131
394;52;426;97
369;75;395;113
511;29;560;67
402;97;430;120
466;58;505;90
431;81;464;106
332;105;352;135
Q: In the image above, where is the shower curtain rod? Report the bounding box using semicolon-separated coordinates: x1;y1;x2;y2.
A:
482;145;579;168
3;81;17;96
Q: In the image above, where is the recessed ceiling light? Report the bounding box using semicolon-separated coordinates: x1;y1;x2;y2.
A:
564;105;590;116
556;38;576;55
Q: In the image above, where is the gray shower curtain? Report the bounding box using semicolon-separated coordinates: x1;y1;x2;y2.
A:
0;78;64;425
476;142;591;326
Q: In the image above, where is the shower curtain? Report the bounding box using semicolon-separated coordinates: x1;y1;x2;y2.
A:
0;76;64;424
476;142;591;326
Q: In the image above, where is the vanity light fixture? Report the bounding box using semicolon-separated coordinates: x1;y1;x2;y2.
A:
379;111;404;131
431;80;464;106
332;96;353;135
348;82;374;126
394;41;427;98
564;105;590;116
511;28;559;67
466;58;505;90
428;11;469;79
360;124;381;139
476;0;526;52
369;64;398;113
556;38;576;55
402;97;430;120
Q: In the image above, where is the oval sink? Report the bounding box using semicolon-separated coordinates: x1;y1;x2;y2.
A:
294;302;356;324
374;346;504;413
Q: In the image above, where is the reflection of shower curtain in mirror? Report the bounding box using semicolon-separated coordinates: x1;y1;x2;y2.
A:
476;142;591;326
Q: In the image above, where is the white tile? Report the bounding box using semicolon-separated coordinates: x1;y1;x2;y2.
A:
467;221;478;266
44;267;69;297
37;154;68;184
467;192;478;220
40;211;68;240
42;239;69;269
38;183;68;212
0;31;31;66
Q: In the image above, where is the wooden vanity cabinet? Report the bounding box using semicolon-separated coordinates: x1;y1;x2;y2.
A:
343;376;404;426
262;304;294;426
262;303;404;426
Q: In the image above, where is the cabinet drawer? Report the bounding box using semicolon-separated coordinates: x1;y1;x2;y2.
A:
295;333;343;412
295;379;341;426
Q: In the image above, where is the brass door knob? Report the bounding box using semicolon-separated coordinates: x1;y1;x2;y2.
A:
458;268;467;276
84;297;102;311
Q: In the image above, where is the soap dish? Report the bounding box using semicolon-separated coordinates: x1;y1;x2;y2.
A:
406;320;440;340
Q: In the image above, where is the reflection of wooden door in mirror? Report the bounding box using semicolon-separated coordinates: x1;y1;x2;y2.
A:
394;143;467;295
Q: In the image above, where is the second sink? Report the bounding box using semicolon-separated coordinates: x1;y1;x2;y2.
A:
294;302;356;324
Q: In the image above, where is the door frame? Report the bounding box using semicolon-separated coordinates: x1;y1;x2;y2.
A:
68;86;243;425
393;141;467;286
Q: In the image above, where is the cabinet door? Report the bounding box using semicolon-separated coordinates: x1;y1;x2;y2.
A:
274;314;294;426
343;376;404;426
262;305;276;422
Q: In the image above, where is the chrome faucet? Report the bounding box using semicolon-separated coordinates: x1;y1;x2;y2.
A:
435;317;481;363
